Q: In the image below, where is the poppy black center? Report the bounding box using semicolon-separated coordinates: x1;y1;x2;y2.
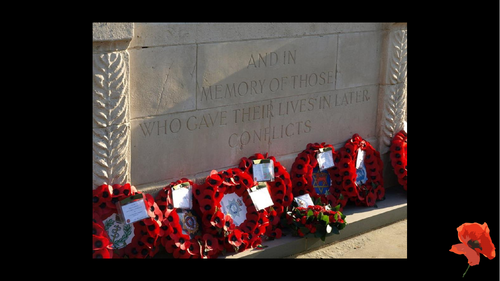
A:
467;240;482;250
94;240;102;248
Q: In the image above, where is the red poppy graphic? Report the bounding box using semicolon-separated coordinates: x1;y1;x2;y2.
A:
450;222;496;277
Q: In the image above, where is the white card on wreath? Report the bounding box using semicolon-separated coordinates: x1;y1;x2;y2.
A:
220;193;247;226
172;184;193;209
252;159;275;182
293;193;314;208
355;149;366;169
317;147;335;171
248;183;274;211
120;199;149;224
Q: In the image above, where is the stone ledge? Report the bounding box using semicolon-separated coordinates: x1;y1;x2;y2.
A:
220;187;407;258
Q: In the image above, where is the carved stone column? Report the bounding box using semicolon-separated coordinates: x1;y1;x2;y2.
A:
92;23;133;188
377;23;407;154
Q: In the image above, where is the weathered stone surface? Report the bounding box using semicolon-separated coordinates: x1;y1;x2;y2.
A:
129;45;197;118
93;22;134;42
336;31;382;89
92;23;407;192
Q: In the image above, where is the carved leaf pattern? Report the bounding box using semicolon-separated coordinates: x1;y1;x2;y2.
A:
389;29;407;85
382;84;406;147
93;51;129;188
93;52;128;128
381;28;407;148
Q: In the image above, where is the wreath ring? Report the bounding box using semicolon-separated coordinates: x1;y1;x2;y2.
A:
154;178;204;259
290;142;349;211
92;183;163;258
390;130;407;190
193;169;268;257
238;153;293;240
330;134;385;207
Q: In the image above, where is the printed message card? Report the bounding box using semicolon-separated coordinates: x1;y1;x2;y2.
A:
252;159;275;182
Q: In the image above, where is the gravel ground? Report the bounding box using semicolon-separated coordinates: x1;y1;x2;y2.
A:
287;219;407;258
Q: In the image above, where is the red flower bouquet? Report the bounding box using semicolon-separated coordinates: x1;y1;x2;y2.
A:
239;153;293;240
390;130;407;190
92;183;163;258
193;169;269;258
154;178;204;259
290;143;348;211
286;199;346;241
331;134;385;207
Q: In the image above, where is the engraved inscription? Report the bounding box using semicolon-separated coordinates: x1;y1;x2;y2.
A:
196;36;338;109
132;86;375;185
247;50;297;68
137;88;371;142
198;71;335;102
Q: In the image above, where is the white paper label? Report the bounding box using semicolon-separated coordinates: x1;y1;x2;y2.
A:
317;149;335;171
355;149;366;169
172;185;193;209
293;193;315;208
248;185;274;211
220;193;247;226
252;160;275;182
121;199;149;224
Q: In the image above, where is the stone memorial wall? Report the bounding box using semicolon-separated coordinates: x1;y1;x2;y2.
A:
92;23;407;194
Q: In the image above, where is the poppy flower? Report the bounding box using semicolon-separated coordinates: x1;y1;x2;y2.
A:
223;214;235;233
227;228;243;249
450;222;496;267
292;158;309;175
238;157;253;172
93;184;114;216
199;198;215;215
365;190;377;207
210;210;224;229
173;246;191;259
268;227;282;239
203;233;220;252
237;171;254;190
186;239;201;258
206;170;223;188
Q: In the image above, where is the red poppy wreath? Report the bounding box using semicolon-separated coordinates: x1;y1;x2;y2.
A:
331;134;385;207
92;183;163;258
290;142;349;212
155;178;205;259
239;153;293;240
193;169;269;258
390;130;407;190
